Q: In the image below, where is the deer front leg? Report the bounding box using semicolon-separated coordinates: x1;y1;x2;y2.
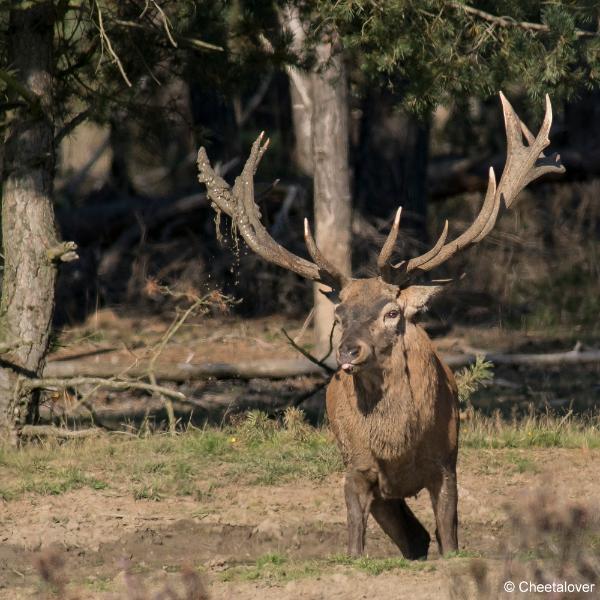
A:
428;468;458;556
344;468;376;557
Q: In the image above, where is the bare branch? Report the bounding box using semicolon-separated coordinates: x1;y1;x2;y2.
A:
281;324;336;375
23;376;185;400
94;1;132;87
112;19;224;52
54;109;91;144
150;0;177;47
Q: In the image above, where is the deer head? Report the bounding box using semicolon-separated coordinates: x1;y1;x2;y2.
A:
197;93;564;373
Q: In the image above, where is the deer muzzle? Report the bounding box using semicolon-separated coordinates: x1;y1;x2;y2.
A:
337;338;371;373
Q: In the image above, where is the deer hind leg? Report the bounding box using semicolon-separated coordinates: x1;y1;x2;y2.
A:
344;468;376;557
370;498;430;560
428;469;458;556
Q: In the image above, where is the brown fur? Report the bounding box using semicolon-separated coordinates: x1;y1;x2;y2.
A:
326;278;459;559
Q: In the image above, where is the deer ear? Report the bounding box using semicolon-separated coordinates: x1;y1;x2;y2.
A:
399;284;447;320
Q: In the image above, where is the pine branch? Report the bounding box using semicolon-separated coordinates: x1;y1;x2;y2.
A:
450;2;598;38
112;19;224;52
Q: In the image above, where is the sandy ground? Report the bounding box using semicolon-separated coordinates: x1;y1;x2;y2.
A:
0;447;597;599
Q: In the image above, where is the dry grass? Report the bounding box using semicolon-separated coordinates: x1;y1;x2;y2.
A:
452;487;600;599
35;549;209;599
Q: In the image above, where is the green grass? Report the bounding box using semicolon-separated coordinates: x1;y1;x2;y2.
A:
0;411;342;501
326;554;429;575
1;409;599;501
219;552;429;583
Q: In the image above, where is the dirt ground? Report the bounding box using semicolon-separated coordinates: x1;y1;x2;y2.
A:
0;447;597;599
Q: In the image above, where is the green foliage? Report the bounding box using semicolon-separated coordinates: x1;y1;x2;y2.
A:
307;0;600;113
456;355;494;405
238;409;277;444
3;1;598;136
0;1;285;146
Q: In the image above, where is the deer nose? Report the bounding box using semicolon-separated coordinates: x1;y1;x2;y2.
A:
343;346;360;359
337;341;369;369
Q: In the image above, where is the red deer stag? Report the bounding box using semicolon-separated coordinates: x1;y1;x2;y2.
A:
197;93;564;559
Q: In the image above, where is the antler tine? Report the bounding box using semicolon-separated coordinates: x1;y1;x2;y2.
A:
498;93;564;208
304;219;349;289
380;166;498;282
377;207;402;272
380;219;450;282
405;219;449;270
381;93;564;283
198;133;345;288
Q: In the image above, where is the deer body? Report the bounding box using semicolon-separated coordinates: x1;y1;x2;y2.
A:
325;279;459;558
197;93;564;560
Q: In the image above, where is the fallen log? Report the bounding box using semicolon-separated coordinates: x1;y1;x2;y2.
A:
44;357;332;381
473;348;600;366
43;347;600;382
19;425;104;439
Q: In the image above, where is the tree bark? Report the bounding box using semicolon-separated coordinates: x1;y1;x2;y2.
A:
280;5;314;177
310;35;352;351
0;2;58;441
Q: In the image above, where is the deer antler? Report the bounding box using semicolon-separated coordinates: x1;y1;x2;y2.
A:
379;93;565;285
197;132;348;290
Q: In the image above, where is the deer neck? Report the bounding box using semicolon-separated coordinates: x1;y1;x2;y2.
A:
351;322;437;411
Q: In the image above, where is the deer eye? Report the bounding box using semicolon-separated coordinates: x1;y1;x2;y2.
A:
385;310;400;320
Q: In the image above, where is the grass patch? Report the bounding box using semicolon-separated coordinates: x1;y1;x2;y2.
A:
1;409;599;501
0;411;342;501
461;411;600;449
327;554;429;575
219;552;428;582
220;553;322;583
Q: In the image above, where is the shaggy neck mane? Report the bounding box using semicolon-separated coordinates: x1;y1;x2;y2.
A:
350;322;440;457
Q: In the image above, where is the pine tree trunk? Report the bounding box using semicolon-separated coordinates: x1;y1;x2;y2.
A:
280;5;314;177
0;2;58;442
311;36;352;351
